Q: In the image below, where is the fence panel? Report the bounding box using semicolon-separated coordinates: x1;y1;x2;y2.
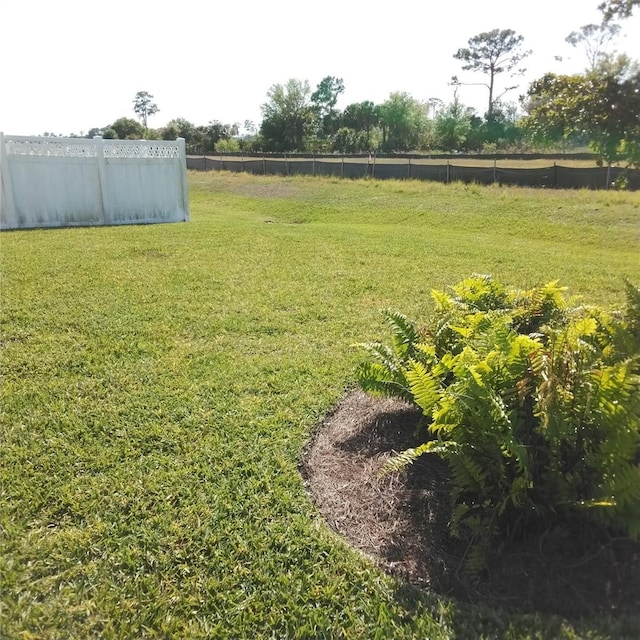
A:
409;164;448;182
287;160;315;176
264;159;287;176
4;154;104;228
185;155;640;191
556;166;609;190
343;162;370;178
450;166;495;185
220;160;245;173
0;135;189;230
370;163;407;180
615;167;640;190
244;159;265;175
496;167;553;188
314;161;343;177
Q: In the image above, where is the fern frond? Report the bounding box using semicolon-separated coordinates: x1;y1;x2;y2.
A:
356;341;400;372
382;309;420;359
405;360;442;414
623;278;640;337
357;362;413;401
431;288;455;312
379;443;431;476
609;463;640;508
540;280;568;309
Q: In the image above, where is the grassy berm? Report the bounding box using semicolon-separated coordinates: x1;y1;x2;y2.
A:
2;171;639;639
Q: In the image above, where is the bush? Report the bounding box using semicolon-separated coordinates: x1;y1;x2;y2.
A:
357;276;640;571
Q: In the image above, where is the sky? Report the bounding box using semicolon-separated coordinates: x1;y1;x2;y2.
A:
2;0;639;136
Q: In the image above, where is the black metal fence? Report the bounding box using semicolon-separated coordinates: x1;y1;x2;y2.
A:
187;156;640;191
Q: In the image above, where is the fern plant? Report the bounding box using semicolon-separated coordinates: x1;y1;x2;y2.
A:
357;276;640;570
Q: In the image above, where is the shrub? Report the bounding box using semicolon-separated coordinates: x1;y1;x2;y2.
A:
357;276;640;571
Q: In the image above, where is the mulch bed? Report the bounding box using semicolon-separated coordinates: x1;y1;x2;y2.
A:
300;389;640;619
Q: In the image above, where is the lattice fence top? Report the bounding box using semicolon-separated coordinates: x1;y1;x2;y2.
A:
103;143;181;159
4;136;182;159
6;138;98;157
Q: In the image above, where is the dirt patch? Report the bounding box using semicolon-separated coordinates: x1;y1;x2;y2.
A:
301;389;640;619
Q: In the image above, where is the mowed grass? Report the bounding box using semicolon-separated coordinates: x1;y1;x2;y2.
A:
1;172;639;639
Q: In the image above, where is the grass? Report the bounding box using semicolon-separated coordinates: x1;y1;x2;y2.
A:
1;171;639;639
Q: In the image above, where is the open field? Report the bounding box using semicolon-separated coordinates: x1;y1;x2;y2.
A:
2;172;640;638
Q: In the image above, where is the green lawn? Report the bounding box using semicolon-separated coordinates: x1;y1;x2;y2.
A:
2;172;639;639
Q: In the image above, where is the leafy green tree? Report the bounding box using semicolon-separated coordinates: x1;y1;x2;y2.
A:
434;99;473;151
311;76;345;138
199;121;239;153
243;120;257;136
332;127;358;154
260;79;315;152
453;29;531;123
378;92;429;152
482;101;526;148
133;91;159;128
427;97;444;118
599;0;639;21
341;101;380;150
214;138;241;153
103;117;145;140
161;118;197;142
566;22;621;71
524;55;640;166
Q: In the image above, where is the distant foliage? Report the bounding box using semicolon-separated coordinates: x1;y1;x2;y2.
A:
358;276;640;571
133;91;159;129
524;55;640;167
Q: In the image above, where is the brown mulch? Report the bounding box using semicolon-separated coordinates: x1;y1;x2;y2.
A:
300;389;640;619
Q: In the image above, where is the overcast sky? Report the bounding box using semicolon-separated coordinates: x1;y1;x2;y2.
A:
2;0;639;136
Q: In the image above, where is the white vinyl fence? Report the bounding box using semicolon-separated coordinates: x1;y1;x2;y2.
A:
0;134;189;230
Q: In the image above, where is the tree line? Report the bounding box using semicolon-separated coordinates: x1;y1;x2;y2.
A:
77;0;638;167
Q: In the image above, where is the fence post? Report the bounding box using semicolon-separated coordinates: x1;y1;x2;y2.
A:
94;136;108;224
341;155;344;177
313;156;316;177
263;154;266;175
606;163;611;189
493;158;497;184
446;161;450;185
177;138;189;221
408;157;411;179
553;162;557;188
0;132;17;229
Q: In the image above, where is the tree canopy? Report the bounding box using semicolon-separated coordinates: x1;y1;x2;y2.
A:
565;22;621;71
85;13;638;163
103;117;145;140
453;29;531;122
434;99;473;152
133;91;159;128
260;79;314;151
599;0;639;21
378;92;430;152
524;55;640;166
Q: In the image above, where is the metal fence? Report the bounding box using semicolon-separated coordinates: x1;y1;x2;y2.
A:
1;134;190;230
187;155;640;191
